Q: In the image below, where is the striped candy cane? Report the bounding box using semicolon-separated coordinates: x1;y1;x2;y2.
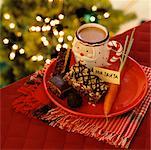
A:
107;40;123;64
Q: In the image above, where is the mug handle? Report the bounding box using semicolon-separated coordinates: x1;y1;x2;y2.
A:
107;40;123;64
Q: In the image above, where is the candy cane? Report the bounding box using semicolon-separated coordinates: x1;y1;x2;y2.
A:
107;41;123;64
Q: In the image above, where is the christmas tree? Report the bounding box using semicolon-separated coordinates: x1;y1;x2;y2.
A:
0;0;136;87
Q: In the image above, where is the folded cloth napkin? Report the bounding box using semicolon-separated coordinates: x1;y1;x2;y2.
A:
12;63;151;148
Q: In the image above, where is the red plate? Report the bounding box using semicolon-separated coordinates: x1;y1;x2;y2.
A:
43;57;148;118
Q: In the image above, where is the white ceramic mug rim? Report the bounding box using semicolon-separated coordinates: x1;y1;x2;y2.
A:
76;23;109;45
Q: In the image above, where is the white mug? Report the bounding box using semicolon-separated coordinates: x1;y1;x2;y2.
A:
72;23;123;69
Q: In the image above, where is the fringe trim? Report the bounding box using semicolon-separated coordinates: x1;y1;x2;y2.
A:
12;64;49;117
12;94;45;117
35;105;130;148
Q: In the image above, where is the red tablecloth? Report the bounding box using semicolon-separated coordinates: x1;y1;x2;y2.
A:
1;21;151;149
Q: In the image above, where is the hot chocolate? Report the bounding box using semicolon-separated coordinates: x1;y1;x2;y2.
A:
78;27;106;43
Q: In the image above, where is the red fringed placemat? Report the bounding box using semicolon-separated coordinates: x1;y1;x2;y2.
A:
12;63;151;148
